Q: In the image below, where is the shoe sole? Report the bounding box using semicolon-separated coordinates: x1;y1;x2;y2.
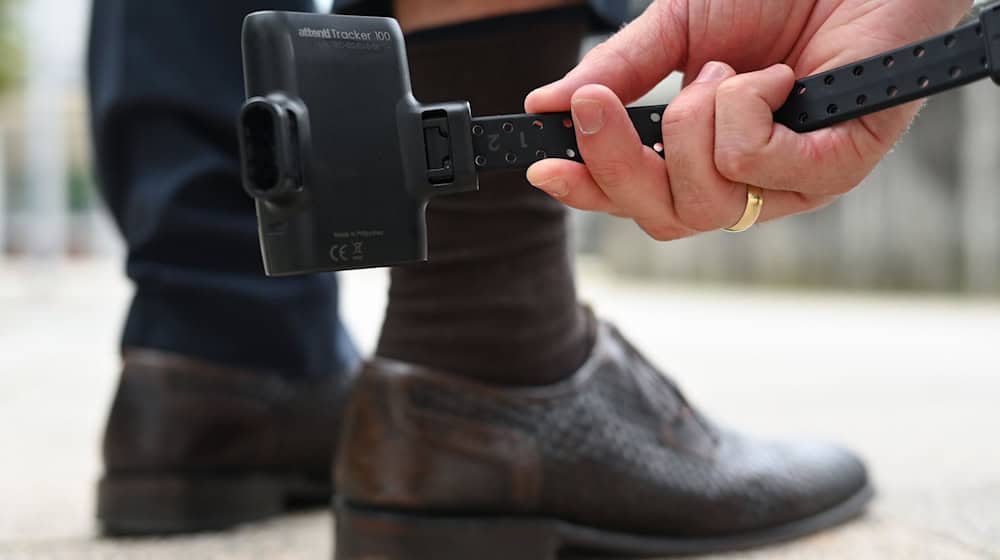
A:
333;483;874;559
98;472;330;535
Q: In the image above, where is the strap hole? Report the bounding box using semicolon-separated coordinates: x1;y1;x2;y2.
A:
918;76;930;88
653;142;664;153
977;23;985;37
505;153;517;164
887;85;899;97
883;55;896;68
501;122;514;133
856;95;868;106
853;66;864;77
471;124;484;136
914;46;926;58
565;148;576;158
531;120;544;130
823;75;835;86
983;56;990;69
475;155;487;166
650;112;661;123
950;66;963;78
827;104;839;115
945;34;957;48
798;112;809;124
562;118;573;129
796;84;808;95
535;149;547;159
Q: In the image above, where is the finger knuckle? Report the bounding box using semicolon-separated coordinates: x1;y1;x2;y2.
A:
829;180;856;196
810;194;839;210
638;220;686;242
795;192;836;211
581;39;611;65
716;77;746;101
585;42;645;94
661;103;700;134
810;175;857;197
714;143;757;180
587;157;634;187
674;196;724;232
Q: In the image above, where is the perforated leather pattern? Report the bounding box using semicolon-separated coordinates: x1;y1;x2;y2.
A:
400;324;868;536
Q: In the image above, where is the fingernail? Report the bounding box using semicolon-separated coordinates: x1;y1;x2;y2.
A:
528;175;568;198
694;61;729;84
572;99;605;135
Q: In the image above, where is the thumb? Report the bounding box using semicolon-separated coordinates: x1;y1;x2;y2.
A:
524;3;687;113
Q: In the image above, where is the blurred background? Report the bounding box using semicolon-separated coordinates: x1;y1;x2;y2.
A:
1;1;999;559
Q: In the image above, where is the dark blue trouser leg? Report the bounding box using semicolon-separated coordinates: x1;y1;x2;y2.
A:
88;0;358;378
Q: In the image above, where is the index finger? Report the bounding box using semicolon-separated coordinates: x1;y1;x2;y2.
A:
524;3;687;113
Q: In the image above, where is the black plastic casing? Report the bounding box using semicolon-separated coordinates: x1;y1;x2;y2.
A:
982;3;1000;85
239;12;478;275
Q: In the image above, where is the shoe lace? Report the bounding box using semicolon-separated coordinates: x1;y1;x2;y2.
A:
610;324;719;443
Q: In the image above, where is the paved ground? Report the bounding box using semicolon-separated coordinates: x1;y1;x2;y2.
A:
1;258;998;559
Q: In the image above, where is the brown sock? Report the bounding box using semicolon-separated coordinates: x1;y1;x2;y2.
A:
375;7;595;386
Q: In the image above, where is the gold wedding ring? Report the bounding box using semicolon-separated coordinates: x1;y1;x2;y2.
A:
724;186;765;233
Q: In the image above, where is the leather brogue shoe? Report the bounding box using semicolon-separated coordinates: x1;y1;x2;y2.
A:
333;321;872;559
98;350;356;535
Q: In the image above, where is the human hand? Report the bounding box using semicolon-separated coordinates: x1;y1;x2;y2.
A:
524;0;972;240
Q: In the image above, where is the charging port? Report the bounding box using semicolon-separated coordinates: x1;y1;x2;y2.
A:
239;96;305;201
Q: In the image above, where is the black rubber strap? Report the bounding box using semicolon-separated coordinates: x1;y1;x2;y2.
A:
775;17;990;132
471;4;1000;171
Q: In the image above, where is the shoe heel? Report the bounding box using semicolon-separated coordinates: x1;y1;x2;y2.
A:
334;502;561;560
98;473;289;535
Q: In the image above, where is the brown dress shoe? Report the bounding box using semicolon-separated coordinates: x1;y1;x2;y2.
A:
334;321;872;559
98;350;356;535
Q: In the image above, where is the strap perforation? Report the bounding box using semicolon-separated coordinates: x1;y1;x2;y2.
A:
775;18;989;133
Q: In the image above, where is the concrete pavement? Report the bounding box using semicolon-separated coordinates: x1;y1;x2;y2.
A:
1;258;998;559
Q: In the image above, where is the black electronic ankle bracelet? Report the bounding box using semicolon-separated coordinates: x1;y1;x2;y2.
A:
239;3;1000;275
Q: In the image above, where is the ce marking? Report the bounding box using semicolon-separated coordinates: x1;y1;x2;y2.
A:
330;241;365;263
